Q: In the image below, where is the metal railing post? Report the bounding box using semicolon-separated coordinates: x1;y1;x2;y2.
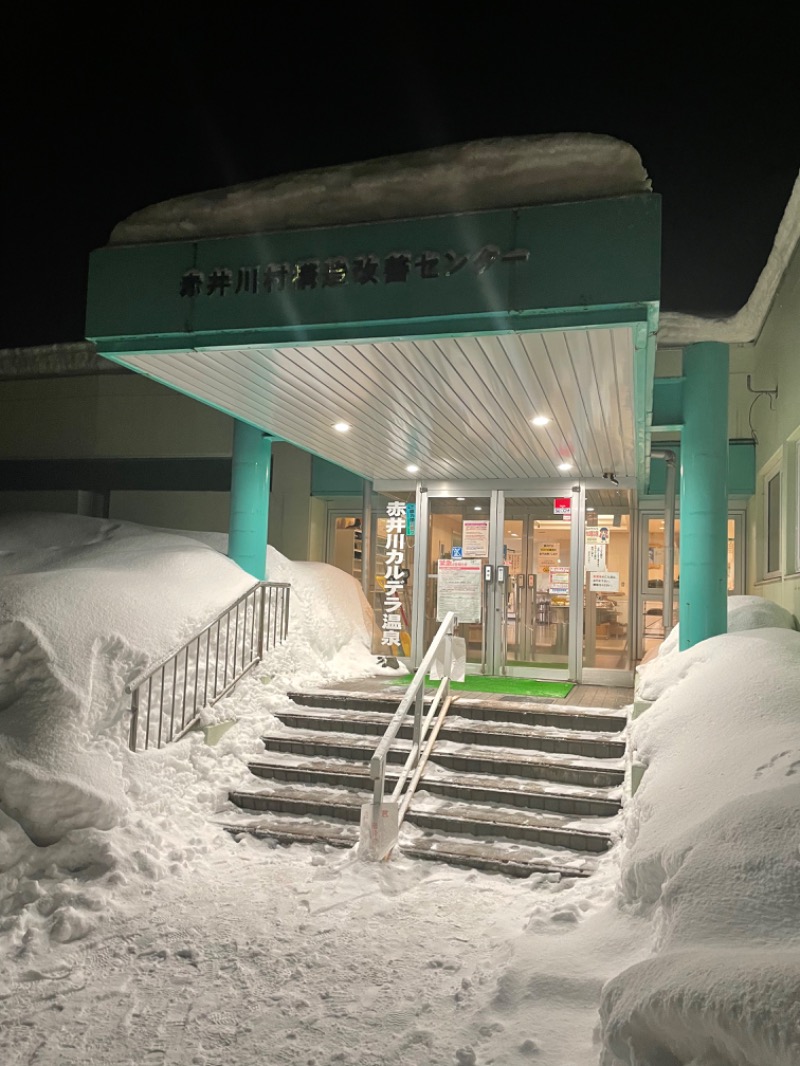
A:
125;581;290;752
360;611;456;861
412;682;424;765
129;689;140;752
258;583;267;658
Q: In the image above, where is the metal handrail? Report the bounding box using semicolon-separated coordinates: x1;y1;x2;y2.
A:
361;611;457;859
126;580;290;752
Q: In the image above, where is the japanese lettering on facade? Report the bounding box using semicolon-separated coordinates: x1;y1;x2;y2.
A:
382;501;409;649
179;246;530;297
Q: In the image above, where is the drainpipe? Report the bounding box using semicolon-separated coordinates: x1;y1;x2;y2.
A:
651;448;677;635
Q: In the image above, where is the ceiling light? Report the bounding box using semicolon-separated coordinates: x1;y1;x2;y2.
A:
531;415;550;427
474;506;482;511
456;497;465;501
333;421;350;433
406;464;419;474
587;507;595;512
557;462;572;472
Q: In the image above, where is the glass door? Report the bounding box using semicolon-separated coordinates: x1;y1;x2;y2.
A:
423;492;493;673
502;496;573;679
416;486;597;682
582;491;633;682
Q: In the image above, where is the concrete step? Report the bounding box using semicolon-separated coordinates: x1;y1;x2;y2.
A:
286;689;627;733
400;831;598;879
273;705;625;758
219;812;597;878
228;782;614;853
222;811;358;849
260;729;625;788
247;753;621;817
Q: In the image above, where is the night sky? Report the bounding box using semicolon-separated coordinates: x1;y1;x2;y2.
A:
4;18;799;349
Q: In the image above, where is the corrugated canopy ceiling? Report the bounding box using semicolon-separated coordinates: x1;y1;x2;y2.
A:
124;325;636;482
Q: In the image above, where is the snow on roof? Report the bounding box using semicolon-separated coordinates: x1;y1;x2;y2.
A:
108;134;652;246
659;168;800;346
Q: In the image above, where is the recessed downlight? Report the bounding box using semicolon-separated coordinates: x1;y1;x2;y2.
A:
406;464;419;474
558;462;573;472
333;421;350;433
531;415;550;427
474;506;482;511
456;497;466;501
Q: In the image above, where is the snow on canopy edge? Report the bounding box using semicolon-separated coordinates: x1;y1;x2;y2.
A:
659;167;800;345
108;133;651;246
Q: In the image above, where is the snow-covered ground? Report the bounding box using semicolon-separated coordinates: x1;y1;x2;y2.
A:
1;516;798;1065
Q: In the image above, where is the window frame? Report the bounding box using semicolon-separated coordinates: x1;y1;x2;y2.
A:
762;455;782;579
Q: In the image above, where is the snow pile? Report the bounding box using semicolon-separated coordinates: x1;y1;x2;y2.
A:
0;513;255;844
109;134;651;245
600;621;800;1065
637;594;796;702
0;513;381;955
256;545;381;693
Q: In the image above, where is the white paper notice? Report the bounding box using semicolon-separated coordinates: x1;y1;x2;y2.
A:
437;558;483;622
589;571;620;593
461;520;490;557
585;543;607;571
548;566;570;594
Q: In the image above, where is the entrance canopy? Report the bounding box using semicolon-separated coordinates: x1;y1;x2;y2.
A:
86;136;661;488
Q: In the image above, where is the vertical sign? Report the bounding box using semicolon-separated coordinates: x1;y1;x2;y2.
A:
382;501;408;648
405;503;416;537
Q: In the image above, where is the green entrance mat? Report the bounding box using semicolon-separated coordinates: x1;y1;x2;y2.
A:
390;675;574;699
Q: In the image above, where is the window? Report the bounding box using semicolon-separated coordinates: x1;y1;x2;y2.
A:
766;469;781;576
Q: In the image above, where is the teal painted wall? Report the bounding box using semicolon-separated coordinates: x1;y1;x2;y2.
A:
648;441;755;497
311;456;364;497
87;196;660;352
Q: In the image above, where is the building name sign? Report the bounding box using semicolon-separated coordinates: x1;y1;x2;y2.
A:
381;501;409;649
179;245;530;298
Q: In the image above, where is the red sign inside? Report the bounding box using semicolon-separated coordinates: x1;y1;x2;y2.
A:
553;497;571;515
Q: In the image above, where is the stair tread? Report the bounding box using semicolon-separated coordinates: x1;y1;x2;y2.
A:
399;828;599;877
286;689;627;728
262;726;625;771
219;810;358;847
247;753;622;803
230;781;615;837
218;812;600;878
275;705;625;743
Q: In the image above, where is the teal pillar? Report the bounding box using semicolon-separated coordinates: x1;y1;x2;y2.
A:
679;342;729;650
228;422;271;580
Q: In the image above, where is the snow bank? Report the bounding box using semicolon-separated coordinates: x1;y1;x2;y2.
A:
0;513;254;844
638;594;796;702
599;620;800;1065
0;513;383;955
108;134;651;245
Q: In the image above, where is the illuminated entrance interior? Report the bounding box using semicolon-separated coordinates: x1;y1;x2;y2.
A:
384;484;636;683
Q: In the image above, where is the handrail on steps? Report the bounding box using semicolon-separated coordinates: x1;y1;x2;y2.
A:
360;611;457;860
126;580;291;752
